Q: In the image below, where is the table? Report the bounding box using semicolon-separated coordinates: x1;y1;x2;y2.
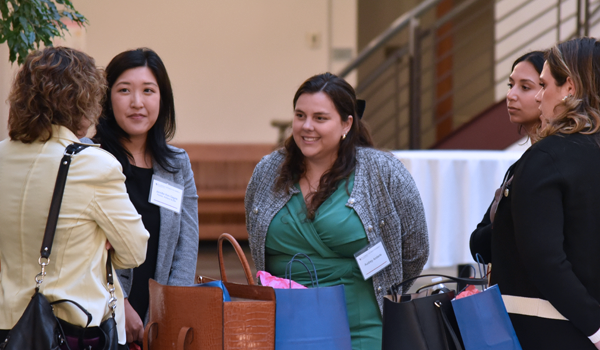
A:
392;150;524;269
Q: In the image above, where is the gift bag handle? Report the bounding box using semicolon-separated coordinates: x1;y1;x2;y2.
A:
217;233;255;285
284;253;319;289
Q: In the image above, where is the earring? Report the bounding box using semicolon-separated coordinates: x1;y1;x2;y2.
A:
341;133;346;140
562;93;573;103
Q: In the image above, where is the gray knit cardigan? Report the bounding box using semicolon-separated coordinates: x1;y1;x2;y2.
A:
245;146;429;313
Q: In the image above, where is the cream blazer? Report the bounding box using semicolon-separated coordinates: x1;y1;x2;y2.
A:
0;126;149;344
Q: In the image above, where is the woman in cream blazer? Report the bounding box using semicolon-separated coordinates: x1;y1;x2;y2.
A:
0;47;149;348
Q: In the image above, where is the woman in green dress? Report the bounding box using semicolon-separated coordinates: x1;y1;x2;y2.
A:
245;72;429;349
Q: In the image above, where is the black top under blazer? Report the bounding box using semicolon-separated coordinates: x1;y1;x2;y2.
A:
490;132;600;348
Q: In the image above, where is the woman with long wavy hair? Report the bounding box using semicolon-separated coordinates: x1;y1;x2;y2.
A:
245;72;429;349
490;37;600;349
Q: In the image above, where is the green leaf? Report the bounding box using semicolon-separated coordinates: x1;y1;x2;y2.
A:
0;3;9;19
0;0;88;64
18;16;27;29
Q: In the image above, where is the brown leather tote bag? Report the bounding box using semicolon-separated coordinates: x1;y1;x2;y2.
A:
143;233;275;350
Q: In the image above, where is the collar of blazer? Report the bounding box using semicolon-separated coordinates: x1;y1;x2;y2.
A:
51;125;100;148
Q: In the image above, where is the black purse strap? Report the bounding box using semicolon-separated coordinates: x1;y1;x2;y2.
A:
40;143;90;259
35;143;117;316
435;300;464;350
35;143;90;289
389;274;488;295
106;250;117;317
50;299;93;327
37;143;118;316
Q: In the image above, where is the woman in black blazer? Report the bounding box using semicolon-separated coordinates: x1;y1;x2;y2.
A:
469;50;544;262
488;37;600;349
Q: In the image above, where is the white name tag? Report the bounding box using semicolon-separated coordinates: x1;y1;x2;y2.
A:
354;241;391;280
149;175;184;213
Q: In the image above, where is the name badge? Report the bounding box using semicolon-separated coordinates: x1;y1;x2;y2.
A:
149;175;184;213
354;240;391;280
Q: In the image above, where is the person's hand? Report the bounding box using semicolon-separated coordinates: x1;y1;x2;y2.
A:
594;339;600;350
105;240;113;250
124;298;144;344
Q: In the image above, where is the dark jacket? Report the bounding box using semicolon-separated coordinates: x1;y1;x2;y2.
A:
469;162;518;263
491;133;600;349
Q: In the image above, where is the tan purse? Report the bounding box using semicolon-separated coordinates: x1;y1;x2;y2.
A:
143;233;275;350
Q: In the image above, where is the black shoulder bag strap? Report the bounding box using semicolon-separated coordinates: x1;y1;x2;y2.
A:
35;143;117;315
40;143;90;261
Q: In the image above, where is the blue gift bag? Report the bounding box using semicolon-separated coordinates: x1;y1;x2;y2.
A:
274;253;352;350
451;285;522;350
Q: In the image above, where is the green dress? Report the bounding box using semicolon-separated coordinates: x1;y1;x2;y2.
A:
265;173;382;350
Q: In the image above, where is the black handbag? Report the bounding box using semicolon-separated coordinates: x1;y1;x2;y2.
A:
382;274;488;350
0;143;119;350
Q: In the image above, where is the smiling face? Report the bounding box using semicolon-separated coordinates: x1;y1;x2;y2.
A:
535;61;573;128
110;66;160;141
292;92;353;166
506;61;542;134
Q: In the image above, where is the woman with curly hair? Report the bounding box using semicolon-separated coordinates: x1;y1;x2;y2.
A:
245;72;429;349
0;47;149;349
490;37;600;349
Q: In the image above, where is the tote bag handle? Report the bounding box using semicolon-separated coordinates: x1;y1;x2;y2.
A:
217;233;255;285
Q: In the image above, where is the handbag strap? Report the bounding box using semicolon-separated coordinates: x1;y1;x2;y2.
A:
40;143;90;260
36;143;91;290
389;274;488;295
217;233;255;284
177;327;193;350
144;322;159;350
434;300;464;350
34;143;118;318
50;298;93;327
106;250;117;317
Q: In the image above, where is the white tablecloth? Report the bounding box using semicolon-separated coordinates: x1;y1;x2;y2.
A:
392;150;524;269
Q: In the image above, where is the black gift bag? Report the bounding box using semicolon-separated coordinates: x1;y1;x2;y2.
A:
382;274;487;350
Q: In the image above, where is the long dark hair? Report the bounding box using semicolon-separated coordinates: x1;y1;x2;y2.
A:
93;48;177;176
511;51;544;74
275;72;374;220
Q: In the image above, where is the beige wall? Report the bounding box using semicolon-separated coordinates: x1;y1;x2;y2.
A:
493;0;600;101
0;0;357;144
0;45;18;140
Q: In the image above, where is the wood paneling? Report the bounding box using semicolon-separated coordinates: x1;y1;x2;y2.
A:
432;100;522;150
176;143;275;240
